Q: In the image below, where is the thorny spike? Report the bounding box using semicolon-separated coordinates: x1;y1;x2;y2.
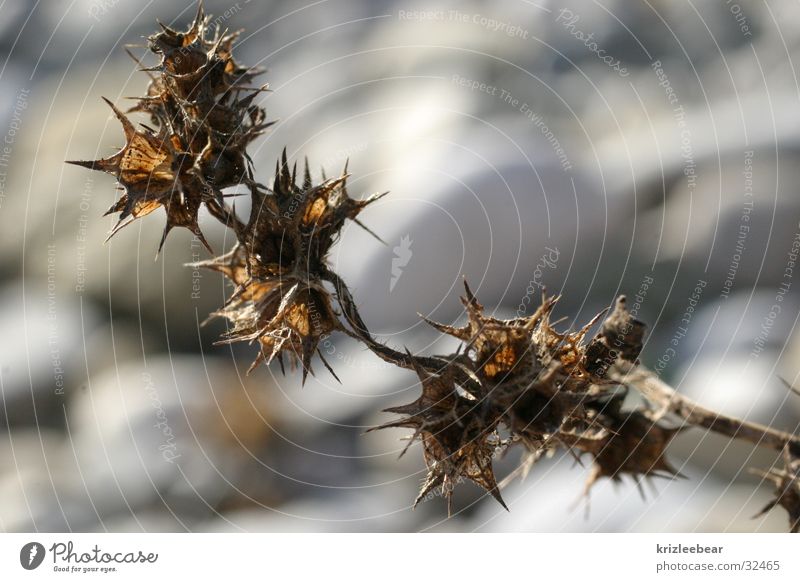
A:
101;97;136;139
317;349;341;383
303;157;312;189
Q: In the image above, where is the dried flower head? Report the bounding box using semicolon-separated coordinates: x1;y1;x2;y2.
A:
243;151;386;279
372;356;506;514
68;2;269;252
423;282;605;390
582;410;685;496
214;274;339;380
194;152;384;380
376;283;657;510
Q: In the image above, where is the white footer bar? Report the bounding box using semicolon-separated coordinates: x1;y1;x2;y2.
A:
1;533;798;580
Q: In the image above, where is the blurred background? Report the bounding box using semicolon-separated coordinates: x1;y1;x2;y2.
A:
1;0;800;532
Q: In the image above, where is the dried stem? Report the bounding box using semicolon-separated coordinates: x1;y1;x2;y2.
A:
610;361;800;452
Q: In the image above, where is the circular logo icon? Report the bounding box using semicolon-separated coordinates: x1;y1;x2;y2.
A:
20;542;46;570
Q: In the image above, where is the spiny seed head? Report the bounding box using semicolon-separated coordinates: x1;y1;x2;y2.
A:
583;411;685;496
378;283;658;512
423;281;606;389
214;277;339;382
242;151;386;278
148;4;259;92
193;153;384;381
193;239;339;381
371;357;506;514
68;0;270;253
66;99;214;252
584;295;647;376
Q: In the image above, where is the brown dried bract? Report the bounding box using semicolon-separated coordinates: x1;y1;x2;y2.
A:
215;278;338;381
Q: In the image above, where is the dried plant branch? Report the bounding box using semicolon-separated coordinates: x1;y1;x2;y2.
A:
66;1;800;531
609;361;800;452
323;267;480;385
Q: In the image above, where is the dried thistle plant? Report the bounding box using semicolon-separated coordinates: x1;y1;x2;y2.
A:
68;2;800;531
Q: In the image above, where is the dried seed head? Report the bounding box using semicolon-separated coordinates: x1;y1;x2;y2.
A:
192;234;339;379
193;154;384;380
423;282;542;385
583;411;685;496
215;278;338;381
66;99;213;252
423;283;615;444
68;1;270;252
243;153;386;278
372;357;506;514
148;4;259;91
381;284;661;512
424;282;605;391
